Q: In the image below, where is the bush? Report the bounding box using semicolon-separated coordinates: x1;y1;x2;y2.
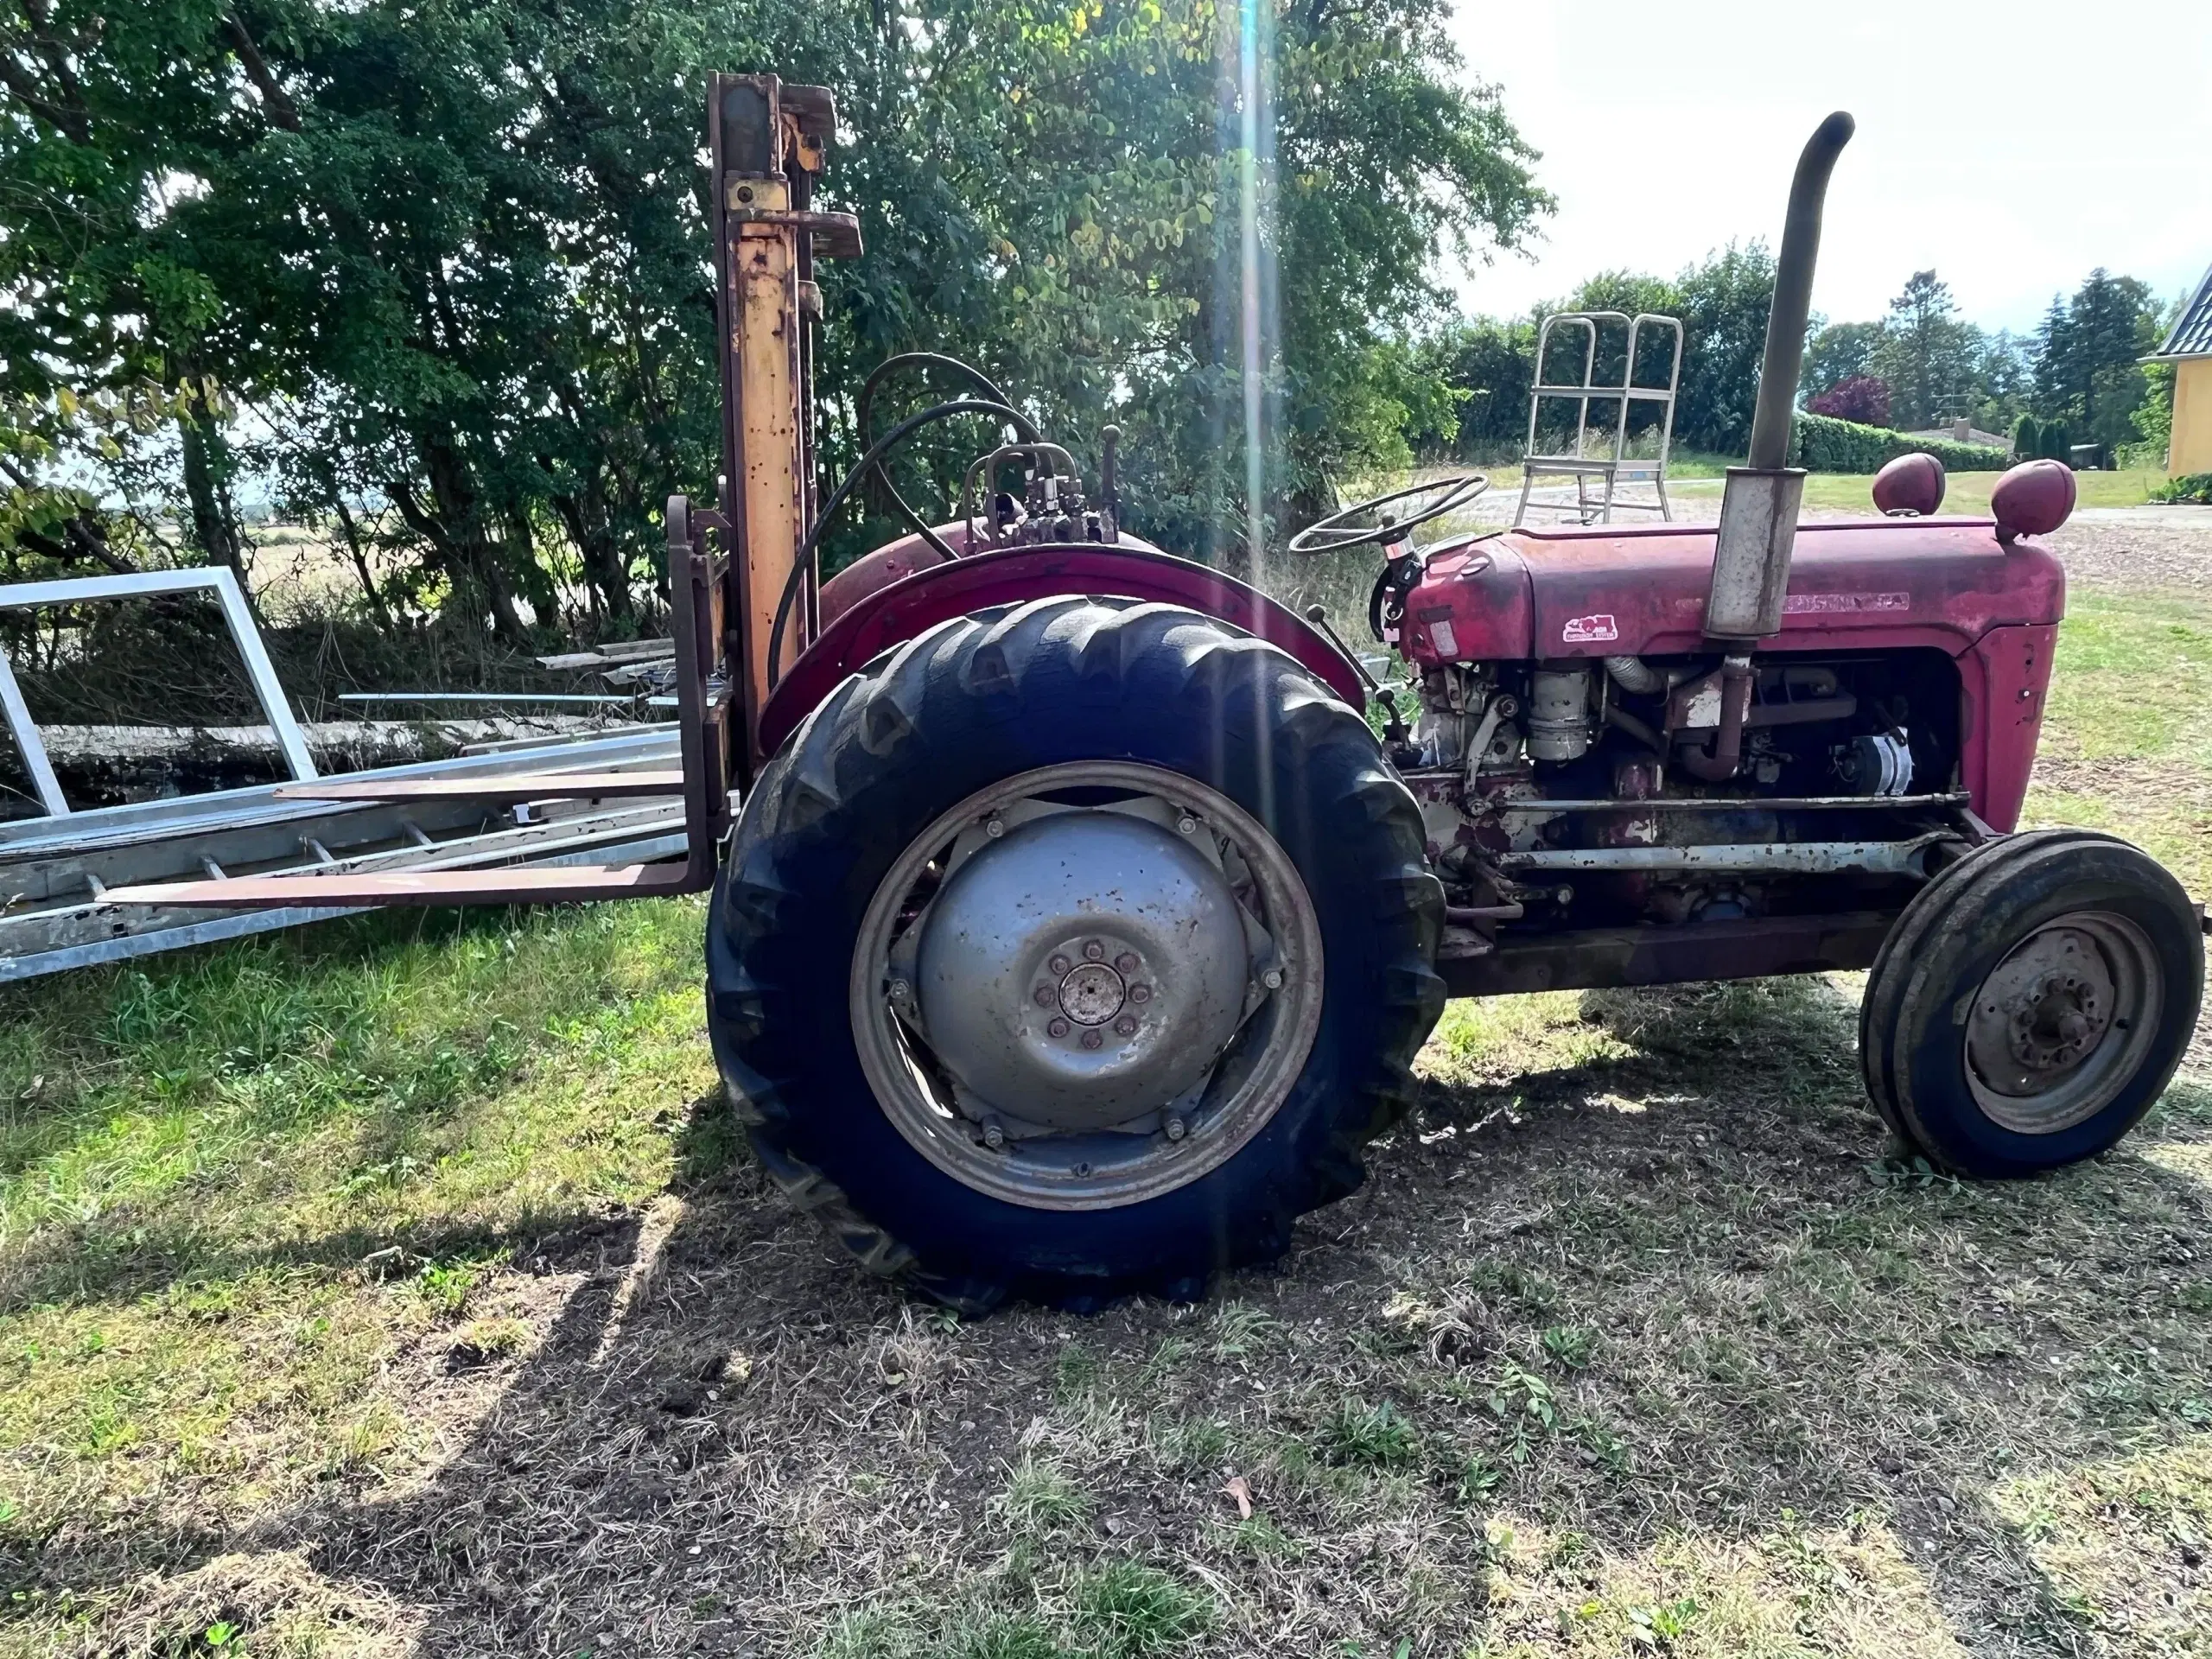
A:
2152;474;2212;505
2038;419;2071;462
1807;376;1891;425
2012;413;2039;461
1790;411;2011;474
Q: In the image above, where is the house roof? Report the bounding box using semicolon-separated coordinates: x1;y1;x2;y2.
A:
2155;263;2212;359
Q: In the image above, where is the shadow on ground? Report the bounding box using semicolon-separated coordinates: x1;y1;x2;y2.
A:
25;974;2212;1657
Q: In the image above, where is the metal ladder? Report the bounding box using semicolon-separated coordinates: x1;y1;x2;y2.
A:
1513;311;1684;526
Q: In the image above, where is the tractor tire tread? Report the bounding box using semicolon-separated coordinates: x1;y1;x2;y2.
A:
706;595;1444;1307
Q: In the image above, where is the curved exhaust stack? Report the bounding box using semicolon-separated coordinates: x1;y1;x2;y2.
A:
1704;111;1855;643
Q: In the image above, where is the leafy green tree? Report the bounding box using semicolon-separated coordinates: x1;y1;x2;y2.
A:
0;0;1548;634
1406;317;1536;458
1972;328;2033;433
2033;269;2164;451
1871;270;1980;430
1804;320;1884;397
2130;360;2174;467
1668;244;1780;456
2011;412;2040;462
893;0;1547;556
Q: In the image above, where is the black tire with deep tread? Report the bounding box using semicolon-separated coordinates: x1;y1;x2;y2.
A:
706;597;1446;1310
1859;828;2204;1175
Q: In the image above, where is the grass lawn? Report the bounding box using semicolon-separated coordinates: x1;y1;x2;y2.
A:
1667;467;2170;516
2;569;2209;1656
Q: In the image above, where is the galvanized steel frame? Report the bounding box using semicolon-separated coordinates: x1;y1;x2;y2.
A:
0;566;318;817
1514;311;1684;527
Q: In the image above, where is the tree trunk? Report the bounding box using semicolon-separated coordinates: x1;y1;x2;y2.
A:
550;477;633;626
180;413;249;583
413;429;532;648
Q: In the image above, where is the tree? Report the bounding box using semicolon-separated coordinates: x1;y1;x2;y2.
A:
1805;320;1883;397
1667;244;1779;457
1808;376;1890;425
1973;329;2033;432
1560;244;1776;457
1871;270;1980;430
2034;269;2164;451
2012;413;2039;461
0;0;1550;632
1408;316;1536;457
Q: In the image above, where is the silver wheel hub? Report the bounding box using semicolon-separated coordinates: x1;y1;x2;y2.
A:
1964;910;2161;1134
850;762;1324;1211
914;812;1250;1133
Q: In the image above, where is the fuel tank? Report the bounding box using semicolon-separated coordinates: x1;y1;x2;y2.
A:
1400;516;2064;664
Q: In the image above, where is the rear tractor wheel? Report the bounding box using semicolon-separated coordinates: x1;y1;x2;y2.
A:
707;598;1445;1310
1861;829;2204;1176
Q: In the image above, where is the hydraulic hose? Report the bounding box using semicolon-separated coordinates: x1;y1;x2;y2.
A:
856;353;1017;563
766;396;1039;691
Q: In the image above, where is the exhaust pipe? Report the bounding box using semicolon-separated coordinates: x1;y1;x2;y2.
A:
1704;111;1855;643
1686;112;1852;781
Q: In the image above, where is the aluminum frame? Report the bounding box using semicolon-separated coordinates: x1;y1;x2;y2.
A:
1514;311;1684;527
0;566;318;817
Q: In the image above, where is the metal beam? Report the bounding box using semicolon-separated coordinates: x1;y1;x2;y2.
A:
1440;909;1897;998
0;830;688;982
1486;793;1968;814
273;770;684;804
101;861;696;909
0;566;318;783
1494;836;1946;876
0;645;68;816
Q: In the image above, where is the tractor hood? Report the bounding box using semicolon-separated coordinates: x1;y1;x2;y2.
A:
1401;517;2066;666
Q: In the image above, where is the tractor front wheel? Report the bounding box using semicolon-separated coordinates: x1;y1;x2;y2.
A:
707;597;1444;1310
1860;828;2204;1175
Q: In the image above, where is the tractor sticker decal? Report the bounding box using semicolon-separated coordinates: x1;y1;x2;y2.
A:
1561;613;1618;644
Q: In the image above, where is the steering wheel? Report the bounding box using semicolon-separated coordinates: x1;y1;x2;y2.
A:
1287;474;1489;556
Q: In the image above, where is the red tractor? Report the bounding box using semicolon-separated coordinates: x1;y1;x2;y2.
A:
119;83;2205;1313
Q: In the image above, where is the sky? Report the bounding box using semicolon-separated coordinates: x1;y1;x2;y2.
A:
1440;2;2212;335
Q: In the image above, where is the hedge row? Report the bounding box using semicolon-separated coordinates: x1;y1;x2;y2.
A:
1790;411;2012;474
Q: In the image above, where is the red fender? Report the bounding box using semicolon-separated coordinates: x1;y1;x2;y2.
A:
759;542;1366;758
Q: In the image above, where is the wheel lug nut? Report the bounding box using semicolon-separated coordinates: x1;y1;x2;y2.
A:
985;817;1005;838
982;1119;1005;1150
1033;985;1056;1007
1047;1017;1070;1038
1165;1115;1187;1141
1049;954;1071;975
1083;939;1105;962
1115;952;1139;974
1129;983;1151;1003
1177;815;1198;835
1115;1016;1138;1036
1262;969;1284;991
1079;1029;1103;1050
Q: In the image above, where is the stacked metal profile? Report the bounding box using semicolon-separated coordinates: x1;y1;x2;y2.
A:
0;568;685;981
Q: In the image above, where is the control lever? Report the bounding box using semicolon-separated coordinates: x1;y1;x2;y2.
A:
1305;604;1408;745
